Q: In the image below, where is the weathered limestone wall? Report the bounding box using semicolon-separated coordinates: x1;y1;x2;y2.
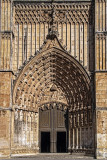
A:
0;72;12;157
95;73;107;159
0;110;11;158
95;0;107;158
11;110;39;156
0;0;12;157
0;72;12;108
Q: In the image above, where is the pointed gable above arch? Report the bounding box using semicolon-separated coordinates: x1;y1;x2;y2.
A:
40;28;66;53
13;26;91;112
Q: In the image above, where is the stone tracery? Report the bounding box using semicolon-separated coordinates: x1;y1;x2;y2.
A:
14;3;93;24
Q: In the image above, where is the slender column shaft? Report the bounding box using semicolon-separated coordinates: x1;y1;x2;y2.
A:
84;128;85;149
76;128;78;149
106;1;107;31
80;127;82;149
73;128;75;149
68;125;71;152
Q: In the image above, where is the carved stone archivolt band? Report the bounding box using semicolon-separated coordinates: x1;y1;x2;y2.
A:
13;32;92;128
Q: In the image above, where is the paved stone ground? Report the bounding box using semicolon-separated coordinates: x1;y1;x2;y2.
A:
1;153;107;160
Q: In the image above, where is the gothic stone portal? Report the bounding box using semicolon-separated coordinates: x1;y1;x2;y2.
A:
1;0;107;158
13;32;94;155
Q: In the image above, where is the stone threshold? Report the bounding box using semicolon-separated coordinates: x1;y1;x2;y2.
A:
10;153;94;159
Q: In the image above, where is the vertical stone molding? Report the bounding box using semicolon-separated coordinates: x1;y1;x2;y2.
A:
95;0;107;158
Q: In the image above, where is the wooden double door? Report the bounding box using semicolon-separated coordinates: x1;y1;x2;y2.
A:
39;103;68;153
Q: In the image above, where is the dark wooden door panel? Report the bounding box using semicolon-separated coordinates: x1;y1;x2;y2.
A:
57;132;66;153
57;110;65;128
41;132;50;153
39;103;68;153
40;110;50;128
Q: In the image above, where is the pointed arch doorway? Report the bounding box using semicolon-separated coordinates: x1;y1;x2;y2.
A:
13;30;94;155
39;102;68;153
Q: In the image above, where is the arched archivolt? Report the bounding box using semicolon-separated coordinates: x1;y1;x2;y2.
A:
13;46;92;113
13;33;94;152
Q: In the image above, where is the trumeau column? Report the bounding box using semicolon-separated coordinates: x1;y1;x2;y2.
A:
95;0;107;159
0;0;13;158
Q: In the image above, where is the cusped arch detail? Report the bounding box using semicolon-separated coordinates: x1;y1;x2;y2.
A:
13;33;92;113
